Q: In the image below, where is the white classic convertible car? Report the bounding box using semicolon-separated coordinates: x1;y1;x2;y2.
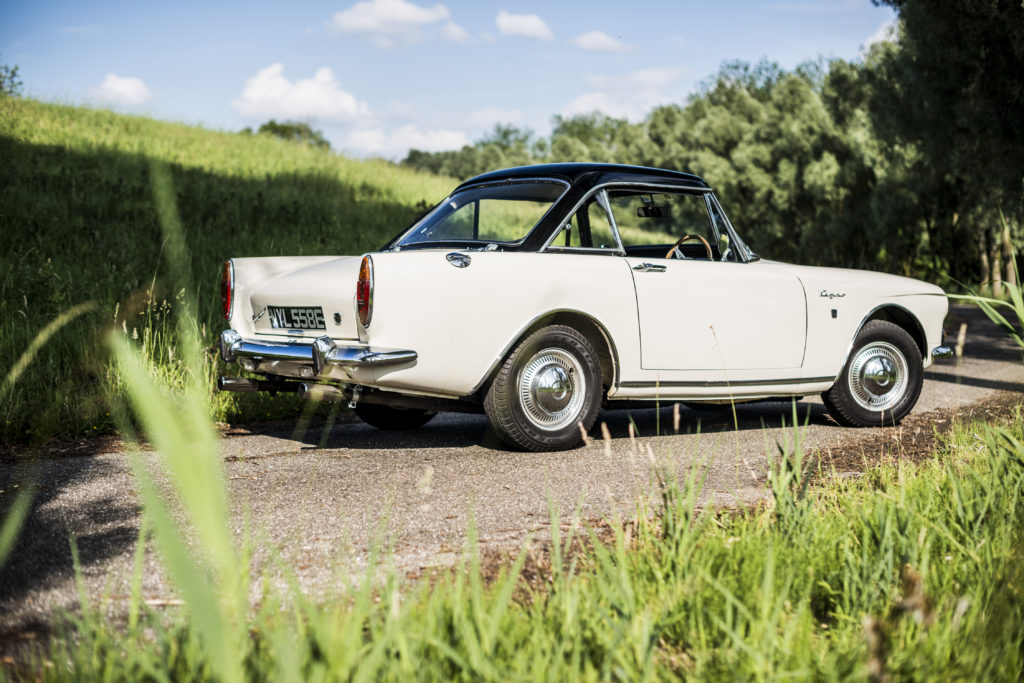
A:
218;163;952;451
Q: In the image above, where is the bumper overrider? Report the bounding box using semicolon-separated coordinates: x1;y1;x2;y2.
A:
219;329;417;377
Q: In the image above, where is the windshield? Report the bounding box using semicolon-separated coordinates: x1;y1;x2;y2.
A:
395;180;567;248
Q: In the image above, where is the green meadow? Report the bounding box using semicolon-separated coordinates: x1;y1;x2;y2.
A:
0;97;453;444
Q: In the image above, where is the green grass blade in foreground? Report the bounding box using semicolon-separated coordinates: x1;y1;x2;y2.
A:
2;300;96;393
0;487;33;569
949;243;1024;349
110;332;245;683
1;301;97;569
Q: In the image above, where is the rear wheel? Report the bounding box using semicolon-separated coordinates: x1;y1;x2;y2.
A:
822;320;923;427
353;403;437;431
484;325;602;451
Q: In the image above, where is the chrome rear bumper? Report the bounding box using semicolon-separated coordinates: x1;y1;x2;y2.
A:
219;329;417;376
931;345;954;361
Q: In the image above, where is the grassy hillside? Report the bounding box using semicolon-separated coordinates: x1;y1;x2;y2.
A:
0;97;455;444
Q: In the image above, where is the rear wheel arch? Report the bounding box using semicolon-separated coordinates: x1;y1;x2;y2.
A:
473;310;618;399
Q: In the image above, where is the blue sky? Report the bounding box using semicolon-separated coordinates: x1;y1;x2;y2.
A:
2;0;896;159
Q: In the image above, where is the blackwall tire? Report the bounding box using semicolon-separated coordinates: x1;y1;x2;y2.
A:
484;325;602;451
822;320;923;427
353;403;437;431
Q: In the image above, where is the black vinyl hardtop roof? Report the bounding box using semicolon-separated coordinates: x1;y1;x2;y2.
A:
456;163;710;192
384;163;716;252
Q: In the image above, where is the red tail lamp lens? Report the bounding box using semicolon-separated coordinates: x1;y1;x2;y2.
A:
220;260;233;321
356;256;373;327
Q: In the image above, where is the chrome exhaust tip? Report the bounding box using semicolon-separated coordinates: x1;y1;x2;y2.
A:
298;383;347;402
218;377;261;393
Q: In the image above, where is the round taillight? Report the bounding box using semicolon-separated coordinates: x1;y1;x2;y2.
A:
220;260;234;321
356;255;373;327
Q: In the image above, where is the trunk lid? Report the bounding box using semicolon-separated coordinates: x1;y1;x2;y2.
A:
248;256;361;340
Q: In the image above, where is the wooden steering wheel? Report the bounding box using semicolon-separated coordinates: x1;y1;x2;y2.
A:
666;233;713;260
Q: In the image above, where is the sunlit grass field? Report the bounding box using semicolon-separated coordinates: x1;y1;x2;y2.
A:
0;97;454;443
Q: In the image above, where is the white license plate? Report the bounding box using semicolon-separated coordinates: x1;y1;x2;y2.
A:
267;306;326;330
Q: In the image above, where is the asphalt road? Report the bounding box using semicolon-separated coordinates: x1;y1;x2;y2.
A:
2;305;1023;641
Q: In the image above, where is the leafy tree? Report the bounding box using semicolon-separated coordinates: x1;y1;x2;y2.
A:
870;0;1024;290
402;123;539;178
549;113;640;163
255;120;330;150
0;56;22;97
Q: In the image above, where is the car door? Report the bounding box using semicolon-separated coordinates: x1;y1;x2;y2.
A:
604;188;807;373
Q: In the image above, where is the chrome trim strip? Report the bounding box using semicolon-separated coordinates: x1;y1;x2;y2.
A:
931;345;954;360
707;194;755;263
327;346;418;367
219;330;416;373
595;188;625;253
619;376;833;389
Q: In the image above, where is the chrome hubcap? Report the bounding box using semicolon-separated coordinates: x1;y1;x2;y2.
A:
519;348;586;431
848;341;907;411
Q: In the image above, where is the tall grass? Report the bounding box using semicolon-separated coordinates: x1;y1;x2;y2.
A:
948;212;1023;351
29;391;1024;679
0;96;453;444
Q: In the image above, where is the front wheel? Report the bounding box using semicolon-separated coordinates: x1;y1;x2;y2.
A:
822;320;923;427
484;325;602;451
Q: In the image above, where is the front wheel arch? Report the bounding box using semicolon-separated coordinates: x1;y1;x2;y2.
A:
859;304;928;360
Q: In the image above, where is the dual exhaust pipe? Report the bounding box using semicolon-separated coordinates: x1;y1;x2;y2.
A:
217;376;475;413
217;376;347;401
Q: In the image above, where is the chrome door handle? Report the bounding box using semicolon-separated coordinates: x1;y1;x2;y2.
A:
446;252;471;268
632;262;666;272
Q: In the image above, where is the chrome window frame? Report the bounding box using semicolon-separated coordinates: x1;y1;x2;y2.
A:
391;177;570;250
541;187;625;254
540;182;758;262
707;193;756;262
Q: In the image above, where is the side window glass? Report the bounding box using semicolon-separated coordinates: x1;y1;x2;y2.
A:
707;199;737;262
607;191;718;260
553;215;580;248
587;200;618;249
431;200;475;240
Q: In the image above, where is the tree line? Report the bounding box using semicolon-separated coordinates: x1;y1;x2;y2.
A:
401;1;1023;292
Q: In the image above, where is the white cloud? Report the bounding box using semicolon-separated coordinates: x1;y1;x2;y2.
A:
563;65;692;122
569;30;633;53
331;0;449;32
440;21;470;43
342;124;468;157
231;63;371;122
329;0;455;45
864;17;897;48
90;74;153;106
495;10;553;40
